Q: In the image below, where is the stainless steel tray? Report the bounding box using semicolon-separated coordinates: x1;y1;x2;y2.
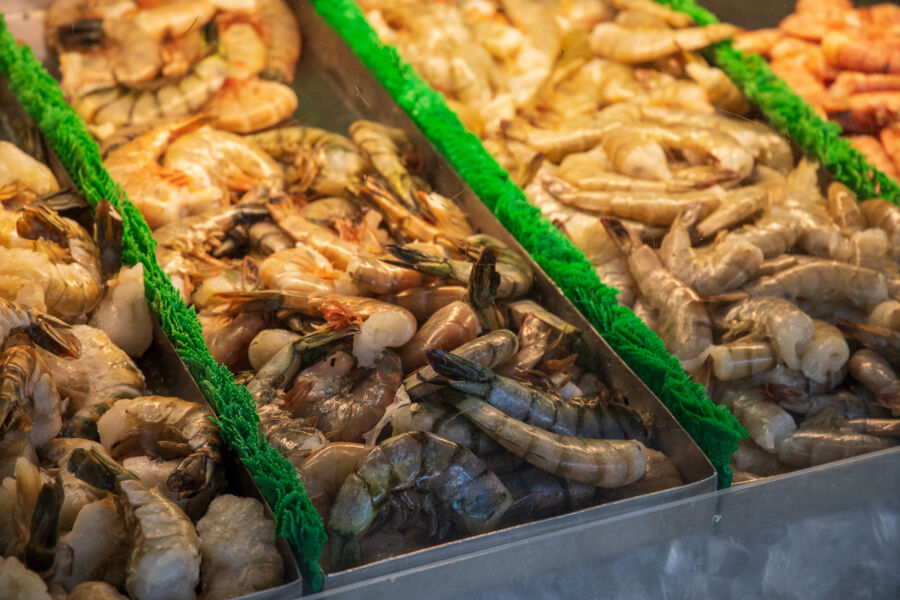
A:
287;1;716;590
0;71;302;599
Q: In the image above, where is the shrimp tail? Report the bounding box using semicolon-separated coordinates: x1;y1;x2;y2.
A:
27;314;81;358
385;245;454;279
59;399;114;441
468;247;500;308
600;217;638;254
16;204;71;244
426;348;493;388
95;200;124;280
67;447;121;491
167;453;212;498
211;289;287;314
24;475;63;573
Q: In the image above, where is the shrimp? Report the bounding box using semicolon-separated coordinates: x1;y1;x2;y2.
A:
427;349;652;444
254;0;301;83
822;31;900;75
97;396;222;499
0;298;80;359
246;126;365;196
258;247;346;296
0;344;62;447
744;259;889;310
248;220;293;256
869;300;900;331
0;556;51;600
0;142;59;196
328;432;512;567
541;174;722;226
589;22;739;63
659;204;764;296
161;126;283;194
684;60;750;116
398;301;479;373
847;136;899;181
296;442;368;523
603;218;712;372
766;384;886;419
714;297;813;371
499;464;596;524
68;582;127;600
153;202;270;300
729;438;785;478
708;339;777;382
361;179;464;244
717;387;796;453
349;120;421;214
292;351;402;443
196;495;283;600
386;245;533;299
826;182;866;233
104;117;223;229
256;404;327;468
848;348;900;416
860;199;900;258
53;494;129;591
68;448;200;600
38;439;111;536
799;320;849;385
24;476;63;573
452;394;648;487
383;285;468;322
88;264;153;358
203;77;297;135
777;410;894;468
246;328;301;371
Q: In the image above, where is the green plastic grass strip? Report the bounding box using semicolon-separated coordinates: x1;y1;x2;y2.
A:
308;0;746;487
0;17;326;590
655;0;900;204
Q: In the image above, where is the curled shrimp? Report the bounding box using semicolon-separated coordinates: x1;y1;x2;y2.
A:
257;0;301;83
386;245;533;299
848;348;900;416
0;344;62;447
869;300;900;331
452;394;648;487
589;22;739;63
826;182;866;233
328;431;513;567
398;301;479;373
821;31;900;75
428;349;652;444
860;199;900;258
847;136;899;181
0;142;59;196
382;285;468;322
659;204;763;296
362;178;473;244
68;448;200;600
203;77;298;134
684;59;750;116
403;329;519;400
0;297;80;359
717;387;796;453
603;218;712;372
97;396;222;499
349;120;421;214
715;297;814;371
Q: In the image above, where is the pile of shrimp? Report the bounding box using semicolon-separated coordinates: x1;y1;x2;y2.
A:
735;0;900;181
131;113;681;571
0;117;284;600
44;0;300;146
358;0;900;480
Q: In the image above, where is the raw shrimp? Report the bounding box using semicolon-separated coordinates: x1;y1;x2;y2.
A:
386;245;532;299
296;442;368;522
349;120;420;213
0;556;51;600
161;126;283;195
589;22;739;63
767;384;886;419
684;60;750;116
452;395;648;487
659;204;764;296
499;465;596;524
799;320;849;385
403;329;519;399
38;325;144;440
777;410;894;468
88;264;153;358
390;401;521;475
67;582;127;600
541;174;722;226
103;117;223;230
869;300;900;331
0;344;62;447
97;396;222;499
196;495;283;600
730;437;785;478
708;339;777;382
204;77;298;134
257;0;301;83
600;448;684;501
24;476;63;573
717;387;796;453
744;259;889;310
68;448;200;600
399;301;479;373
0;297;80;359
248;220;293;256
39;438;111;536
848;348;900;416
427;349;651;444
715;297;813;371
258;247;345;296
153;202;270;300
328;432;513;567
384;286;468;322
0;142;59;196
826;182;866;233
53;496;128;592
603;218;712;372
860;199;900;257
362;179;460;244
247;328;301;371
256;404;327;468
294;351;402;443
246;126;365;196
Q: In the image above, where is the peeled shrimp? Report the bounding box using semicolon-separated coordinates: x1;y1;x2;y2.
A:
0;556;51;600
88;264;153;358
196;495;283;600
67;582;127;600
0;142;59;196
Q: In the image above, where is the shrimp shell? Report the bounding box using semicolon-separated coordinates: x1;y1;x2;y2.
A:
744;260;889;310
398;301;479;373
718;387;796;453
589;22;739;63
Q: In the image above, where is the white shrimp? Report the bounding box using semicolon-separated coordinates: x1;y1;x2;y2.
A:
0;142;59;196
717;387;797;453
88;264;153;358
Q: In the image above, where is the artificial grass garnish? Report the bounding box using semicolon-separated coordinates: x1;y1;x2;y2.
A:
0;16;327;589
309;0;747;487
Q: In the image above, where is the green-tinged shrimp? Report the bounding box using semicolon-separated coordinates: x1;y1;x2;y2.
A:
68;448;200;600
427;349;651;444
328;432;513;568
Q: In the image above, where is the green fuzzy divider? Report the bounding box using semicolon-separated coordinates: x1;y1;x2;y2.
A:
0;17;326;590
309;0;746;487
655;0;900;204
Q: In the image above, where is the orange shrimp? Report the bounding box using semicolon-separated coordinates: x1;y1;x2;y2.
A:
828;92;900;134
770;58;828;114
828;73;900;99
847;135;900;181
879;124;900;177
821;31;900;75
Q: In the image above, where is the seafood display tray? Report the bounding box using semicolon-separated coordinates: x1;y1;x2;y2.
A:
286;1;716;591
0;69;302;600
